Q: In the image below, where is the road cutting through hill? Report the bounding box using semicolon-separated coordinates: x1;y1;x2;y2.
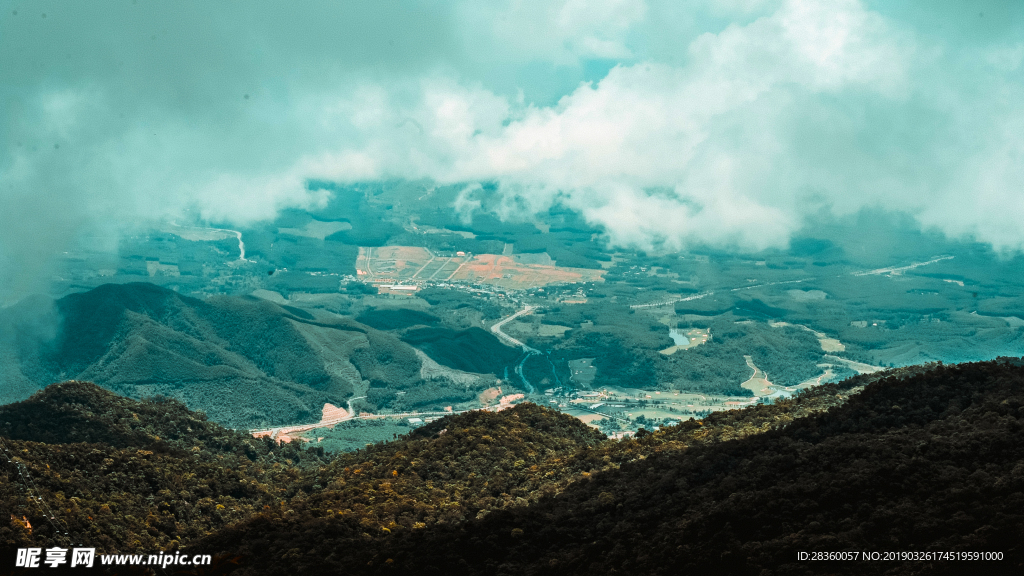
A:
741;355;774;396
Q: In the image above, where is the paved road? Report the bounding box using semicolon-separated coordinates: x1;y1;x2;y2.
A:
427;257;454;279
489;306;537;350
630;291;712;309
490;305;544;392
853;255;953;277
347;396;366;417
169;224;251;262
406;248;440;281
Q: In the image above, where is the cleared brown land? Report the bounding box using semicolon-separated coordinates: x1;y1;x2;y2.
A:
358;246;605;288
451;254;605;288
251;402;353;444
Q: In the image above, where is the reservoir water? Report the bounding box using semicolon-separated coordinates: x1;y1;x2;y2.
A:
668;328;689;346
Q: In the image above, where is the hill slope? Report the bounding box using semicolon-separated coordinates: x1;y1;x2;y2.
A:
0;380;258;453
0;382;324;558
0;283;428;427
197;359;1024;575
2;360;1022;575
400;327;521;375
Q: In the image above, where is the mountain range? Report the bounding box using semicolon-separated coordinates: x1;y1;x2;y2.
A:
1;359;1022;574
0;283;516;428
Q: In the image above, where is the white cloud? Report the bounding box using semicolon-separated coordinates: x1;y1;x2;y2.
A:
459;0;647;64
3;0;1024;299
295;0;920;249
288;0;1024;253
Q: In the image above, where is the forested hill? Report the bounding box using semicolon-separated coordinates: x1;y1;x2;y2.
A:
0;382;324;566
2;360;1023;575
198;359;1024;575
0;282;427;428
0;380;265;455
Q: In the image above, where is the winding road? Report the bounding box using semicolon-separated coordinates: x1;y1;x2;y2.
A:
854;255;954;277
490;306;542;392
169;224;252;262
741;355;773;396
489;306;538;350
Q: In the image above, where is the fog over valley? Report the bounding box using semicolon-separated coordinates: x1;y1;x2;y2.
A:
3;0;1024;298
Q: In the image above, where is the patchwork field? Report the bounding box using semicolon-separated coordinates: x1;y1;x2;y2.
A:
451;254;605;288
356;246;605;288
356;246;465;283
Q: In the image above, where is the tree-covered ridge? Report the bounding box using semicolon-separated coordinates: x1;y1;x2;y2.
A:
1;376;836;563
1;440;300;555
195;359;1024;575
0;381;255;454
355;308;441;331
3;360;1023;575
400;327;521;375
4;283;438;427
315;359;1024;576
0;382;325;557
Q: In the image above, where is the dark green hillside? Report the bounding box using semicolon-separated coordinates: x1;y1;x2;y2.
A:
417;288;507;322
675;293;737;315
387;230;506;255
6;283;430;427
52;282;211;374
538;311;823;392
0;381;253;454
325;220;403;246
326;359;1024;575
200;295;337;389
0;294;62;404
355;308;440;330
673;295;790;319
513;232;608;269
401;327;521;375
745;324;825;386
249;234;359;278
788;236;838;257
5;362;1023;575
0;382;323;558
350;329;423;390
733;297;788;318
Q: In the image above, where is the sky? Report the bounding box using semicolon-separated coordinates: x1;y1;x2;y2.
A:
1;0;1023;297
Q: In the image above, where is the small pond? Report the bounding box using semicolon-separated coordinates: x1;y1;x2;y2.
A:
668;328;689;346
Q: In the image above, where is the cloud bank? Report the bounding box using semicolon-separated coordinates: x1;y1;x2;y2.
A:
2;0;1023;296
